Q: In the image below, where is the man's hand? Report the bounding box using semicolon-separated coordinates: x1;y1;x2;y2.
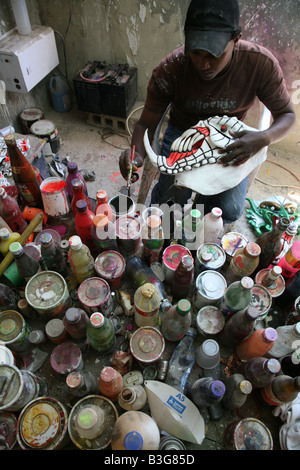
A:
217;130;269;166
119;148;145;183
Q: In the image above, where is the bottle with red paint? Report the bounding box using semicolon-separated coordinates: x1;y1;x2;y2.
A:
0;186;27;233
66;161;88;201
235;328;278;361
71;179;91;217
74;200;95;250
95;190;113;222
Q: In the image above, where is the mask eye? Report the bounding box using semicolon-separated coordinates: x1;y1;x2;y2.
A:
221;125;227;132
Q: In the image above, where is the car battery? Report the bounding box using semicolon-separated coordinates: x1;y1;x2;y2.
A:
73;61;108;114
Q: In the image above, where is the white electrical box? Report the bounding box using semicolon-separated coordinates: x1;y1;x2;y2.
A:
0;25;59;93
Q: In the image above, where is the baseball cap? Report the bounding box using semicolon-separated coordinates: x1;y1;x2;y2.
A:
184;0;241;57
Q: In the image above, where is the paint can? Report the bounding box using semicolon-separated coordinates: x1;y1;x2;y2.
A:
19;107;44;134
196;305;225;337
25;271;71;318
68;395;118;450
40;177;70;217
77;277;114;316
0;344;15;366
115;216;141;257
0;365;45;412
16;397;70;450
162;244;192;284
191;270;227;310
255;268;285;298
50;342;83;376
195;243;226;274
224;418;273;450
0;411;18;450
159;436;186;450
45;318;69;344
30;119;60;155
108;194;135;220
221;231;248;265
130;326;165;365
250;284;272;320
0;310;31;353
94;250;125;290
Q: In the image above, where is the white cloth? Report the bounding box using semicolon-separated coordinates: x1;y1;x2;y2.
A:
273;393;300;450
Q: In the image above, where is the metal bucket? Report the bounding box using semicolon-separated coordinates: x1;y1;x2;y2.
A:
192;270;227;310
40;177;70;217
0;310;31;353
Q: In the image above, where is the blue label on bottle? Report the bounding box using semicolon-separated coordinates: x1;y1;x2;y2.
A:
124;431;144;450
166;395;186;414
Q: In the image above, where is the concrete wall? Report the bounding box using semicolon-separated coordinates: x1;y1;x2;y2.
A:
0;0;299;153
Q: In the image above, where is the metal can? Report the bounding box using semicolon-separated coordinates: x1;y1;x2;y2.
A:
94;250;125;290
78;277;114;316
196;305;225;336
50;342;83;376
115;216;141;257
221;231;248;264
224;418;273;450
25;271;71;318
130;327;165;365
255;268;285;298
17;397;69;450
30;119;60;155
250;284;272;320
162;244;192;284
0;310;31;353
191;270;227;310
0;411;18;450
195;243;226;274
19;107;44;134
0;345;15;366
159;436;186;450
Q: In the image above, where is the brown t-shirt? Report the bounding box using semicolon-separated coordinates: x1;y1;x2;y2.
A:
145;40;291;131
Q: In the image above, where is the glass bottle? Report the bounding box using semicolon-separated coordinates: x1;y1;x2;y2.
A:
171;254;194;299
86;312;116;355
0;227;20;256
188;377;226;408
71;178;91;217
267;322;300;358
217;306;260;347
161;299;192;342
181;208;203;248
63;307;89;341
238;357;281;388
40;232;69;277
65;161;88;201
141;215;164;265
9;241;41;282
260;375;300;406
255;217;291;271
0;187;27;233
235;327;278;361
68;235;95;284
203;207;223;243
66;370;98;398
98;366;123;402
218;277;254;317
75;200;95;250
95;190;113;222
277;241;300;278
91;214;117;254
224;242;261;284
5;134;43;207
221;374;252;410
125;256;167;299
271;221;298;266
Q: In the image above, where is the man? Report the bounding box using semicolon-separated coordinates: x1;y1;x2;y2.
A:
119;0;295;223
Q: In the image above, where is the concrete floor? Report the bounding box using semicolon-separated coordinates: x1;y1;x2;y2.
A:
5;101;300;452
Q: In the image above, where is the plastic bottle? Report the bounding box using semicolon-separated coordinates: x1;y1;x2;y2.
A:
63;307;89;341
277;241;300;278
118;385;147;411
71;179;92;217
161;299;192;342
141;215;164;265
74;200;95;250
5;134;42;207
181;208;203;248
68;235;95;284
133;283;162;327
217;306;260;347
86;312;116;354
171;254;194;299
165;327;197;393
0;187;27;233
9;241;41;282
65;161;88;201
238;357;281;388
255;217;291;271
49;74;72;113
203;207;223;243
235;327;278;361
40;232;68;277
91;214;118;254
267;322;300;358
66;370;98;398
224;242;261;284
221;374;252;410
218;277;254;317
0;227;20;256
260;375;300;406
95;190;113;222
98;366;123;402
188;377;226;408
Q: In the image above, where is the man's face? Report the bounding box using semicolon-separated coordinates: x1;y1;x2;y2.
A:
188;39;237;80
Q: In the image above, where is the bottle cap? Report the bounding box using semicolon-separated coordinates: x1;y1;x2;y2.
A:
96;190;108;203
245;242;261;258
90;312;105;328
177;298;191;315
240;380;253;395
76;200;88;213
241;277;254;289
264;327;278;342
141;283;156;299
146;214;161;229
201;250;213;262
211;380;225;397
69;235;82;250
65;308;81;324
71;178;84;189
211;207;222;218
9;241;23;256
181;254;194;269
67;161;78;173
66;371;83;389
0;228;10;239
190;208;201;219
93;213;108;229
266;358;281;374
40;232;53;246
100;366;116;383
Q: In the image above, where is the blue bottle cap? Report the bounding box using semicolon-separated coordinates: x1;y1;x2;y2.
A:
124;431;144;450
211;380;226;397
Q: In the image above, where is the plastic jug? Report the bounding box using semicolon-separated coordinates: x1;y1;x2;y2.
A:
49;75;72;113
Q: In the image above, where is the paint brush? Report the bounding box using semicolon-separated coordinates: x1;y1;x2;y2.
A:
127;145;135;196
